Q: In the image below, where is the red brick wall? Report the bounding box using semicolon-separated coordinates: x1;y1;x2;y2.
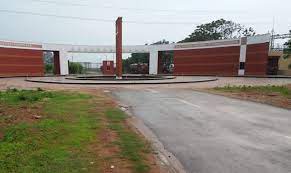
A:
0;47;44;77
174;46;240;76
245;43;269;76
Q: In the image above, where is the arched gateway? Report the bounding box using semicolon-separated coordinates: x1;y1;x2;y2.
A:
0;17;272;77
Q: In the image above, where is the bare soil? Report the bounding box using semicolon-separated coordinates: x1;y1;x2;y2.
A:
202;85;291;109
91;91;166;173
0;102;44;131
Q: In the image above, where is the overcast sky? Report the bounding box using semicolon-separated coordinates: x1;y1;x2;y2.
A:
0;0;290;46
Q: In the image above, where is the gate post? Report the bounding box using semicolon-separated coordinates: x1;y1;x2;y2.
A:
149;50;158;75
116;17;123;79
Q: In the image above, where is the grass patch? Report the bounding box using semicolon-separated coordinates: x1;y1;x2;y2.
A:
0;89;101;173
0;89;155;173
106;108;151;173
214;85;291;98
0;88;55;105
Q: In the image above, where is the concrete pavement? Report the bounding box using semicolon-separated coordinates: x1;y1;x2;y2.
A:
113;88;291;173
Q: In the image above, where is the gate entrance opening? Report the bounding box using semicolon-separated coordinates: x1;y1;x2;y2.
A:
158;51;174;74
43;51;60;75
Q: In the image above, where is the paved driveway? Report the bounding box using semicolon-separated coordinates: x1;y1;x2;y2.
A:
113;88;291;173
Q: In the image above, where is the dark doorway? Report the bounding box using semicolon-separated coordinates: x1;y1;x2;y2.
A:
158;51;174;74
53;51;61;75
43;51;60;75
267;57;279;75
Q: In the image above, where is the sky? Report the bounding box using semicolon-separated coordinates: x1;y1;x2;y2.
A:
0;0;290;62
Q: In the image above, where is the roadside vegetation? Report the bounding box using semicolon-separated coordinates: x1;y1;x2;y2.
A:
214;85;291;98
0;88;157;172
69;62;84;74
106;109;151;172
211;85;291;109
45;64;54;74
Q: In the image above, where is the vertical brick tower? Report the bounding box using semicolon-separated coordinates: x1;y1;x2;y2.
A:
116;17;123;79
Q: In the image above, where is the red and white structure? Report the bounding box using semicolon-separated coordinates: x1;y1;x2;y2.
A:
0;34;271;77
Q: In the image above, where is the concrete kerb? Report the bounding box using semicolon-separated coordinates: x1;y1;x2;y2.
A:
25;77;218;85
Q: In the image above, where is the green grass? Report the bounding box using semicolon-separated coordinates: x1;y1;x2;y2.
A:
0;88;55;105
106;109;150;173
0;89;101;173
214;85;291;98
0;89;153;173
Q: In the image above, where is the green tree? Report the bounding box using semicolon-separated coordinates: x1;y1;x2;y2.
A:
179;19;256;43
123;40;170;73
123;53;149;73
43;52;54;64
151;39;170;45
43;51;54;74
45;64;53;74
69;62;84;74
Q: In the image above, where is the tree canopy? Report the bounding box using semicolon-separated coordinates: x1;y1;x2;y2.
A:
151;39;170;45
179;19;256;43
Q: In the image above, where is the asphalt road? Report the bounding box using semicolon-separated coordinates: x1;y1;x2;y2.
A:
113;88;291;173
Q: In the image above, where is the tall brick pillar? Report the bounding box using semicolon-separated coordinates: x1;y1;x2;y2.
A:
53;51;61;75
116;17;123;78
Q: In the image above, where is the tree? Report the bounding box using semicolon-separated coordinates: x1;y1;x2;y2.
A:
43;51;54;74
43;51;54;64
179;19;256;43
152;39;170;45
123;40;170;73
69;62;84;74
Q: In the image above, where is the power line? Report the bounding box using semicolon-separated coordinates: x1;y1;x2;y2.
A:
125;20;200;25
28;0;247;14
24;0;232;19
0;9;273;25
0;9;202;25
0;9;114;22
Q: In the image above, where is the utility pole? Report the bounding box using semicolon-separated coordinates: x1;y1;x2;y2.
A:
270;17;275;50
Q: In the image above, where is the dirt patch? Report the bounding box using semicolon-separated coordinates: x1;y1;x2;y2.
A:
201;86;291;109
89;127;132;173
0;103;43;126
98;119;127;172
0;102;44;143
121;118;166;173
95;118;164;173
87;90;168;173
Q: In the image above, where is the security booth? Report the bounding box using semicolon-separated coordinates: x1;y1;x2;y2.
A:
102;60;115;75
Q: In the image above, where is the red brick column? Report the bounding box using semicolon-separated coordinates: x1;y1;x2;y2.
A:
116;17;123;78
53;51;61;75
